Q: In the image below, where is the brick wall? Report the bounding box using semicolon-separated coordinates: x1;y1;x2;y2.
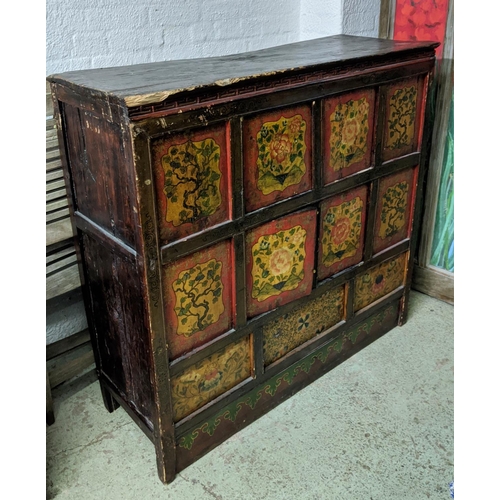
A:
46;0;302;75
343;0;381;36
46;0;380;75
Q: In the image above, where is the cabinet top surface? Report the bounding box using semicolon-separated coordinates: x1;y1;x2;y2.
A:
48;35;438;108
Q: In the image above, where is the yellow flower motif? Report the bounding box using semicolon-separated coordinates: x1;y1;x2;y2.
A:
341;119;360;146
329;97;370;171
269;248;293;276
251;225;307;302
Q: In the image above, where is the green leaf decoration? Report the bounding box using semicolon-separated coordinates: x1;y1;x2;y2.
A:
202;415;222;436
265;375;283;397
245;390;262;409
178;430;199;450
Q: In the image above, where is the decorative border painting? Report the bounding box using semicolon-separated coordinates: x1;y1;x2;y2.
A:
177;302;399;460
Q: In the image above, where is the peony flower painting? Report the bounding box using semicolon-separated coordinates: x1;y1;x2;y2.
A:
318;185;368;280
246;210;316;318
243;105;312;212
256;114;307;195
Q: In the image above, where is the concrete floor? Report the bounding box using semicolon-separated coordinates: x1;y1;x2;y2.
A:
46;291;453;500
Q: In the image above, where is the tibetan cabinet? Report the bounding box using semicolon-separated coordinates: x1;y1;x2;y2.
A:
48;35;438;483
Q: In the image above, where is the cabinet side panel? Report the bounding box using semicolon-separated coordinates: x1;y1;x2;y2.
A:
62;103;139;248
82;233;155;425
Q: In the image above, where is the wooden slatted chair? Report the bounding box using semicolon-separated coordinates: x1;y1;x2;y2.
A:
46;82;94;424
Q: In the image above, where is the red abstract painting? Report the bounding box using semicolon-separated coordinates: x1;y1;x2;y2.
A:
394;0;450;59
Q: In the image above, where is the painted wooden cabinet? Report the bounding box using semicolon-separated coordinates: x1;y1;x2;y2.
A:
48;35;438;483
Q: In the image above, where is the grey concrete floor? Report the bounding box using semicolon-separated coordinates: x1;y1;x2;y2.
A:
46;291;453;500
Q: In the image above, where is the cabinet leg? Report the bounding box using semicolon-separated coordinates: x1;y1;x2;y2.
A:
154;437;177;484
100;382;120;413
398;290;410;326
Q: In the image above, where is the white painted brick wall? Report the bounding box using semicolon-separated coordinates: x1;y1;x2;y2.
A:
343;0;381;37
300;0;343;41
46;0;379;344
47;0;380;75
46;0;303;75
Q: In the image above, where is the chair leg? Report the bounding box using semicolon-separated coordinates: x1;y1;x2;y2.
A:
46;369;55;425
100;381;120;413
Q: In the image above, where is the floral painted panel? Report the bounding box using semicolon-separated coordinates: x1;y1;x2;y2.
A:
318;185;368;280
373;168;417;254
263;285;345;366
353;253;407;312
243;105;312;212
171;336;252;422
151;124;231;244
387;86;417;149
382;78;424;162
246;209;317;318
251;225;307;301
163;241;234;359
323;89;375;184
